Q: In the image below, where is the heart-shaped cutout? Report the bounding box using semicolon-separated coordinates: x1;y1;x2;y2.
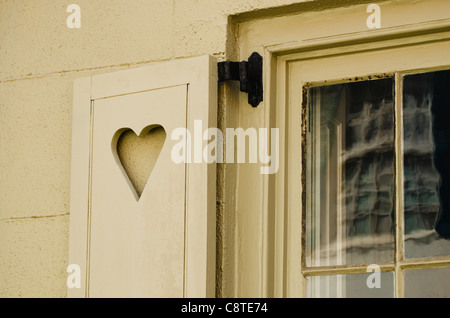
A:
112;125;166;200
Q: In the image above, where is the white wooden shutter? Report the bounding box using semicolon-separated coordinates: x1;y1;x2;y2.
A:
68;56;217;298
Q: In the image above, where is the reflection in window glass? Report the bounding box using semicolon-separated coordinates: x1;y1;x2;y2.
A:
403;70;450;258
306;79;395;267
405;267;450;298
306;272;394;298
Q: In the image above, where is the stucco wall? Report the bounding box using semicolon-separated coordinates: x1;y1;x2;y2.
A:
2;0;326;298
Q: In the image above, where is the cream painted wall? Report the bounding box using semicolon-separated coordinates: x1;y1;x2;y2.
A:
0;0;375;297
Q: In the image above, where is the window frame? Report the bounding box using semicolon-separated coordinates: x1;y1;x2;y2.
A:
234;0;450;297
302;69;450;298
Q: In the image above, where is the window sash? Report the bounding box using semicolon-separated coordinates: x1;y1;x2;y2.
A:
302;69;450;298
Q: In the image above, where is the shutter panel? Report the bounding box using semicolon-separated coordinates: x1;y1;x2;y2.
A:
69;56;217;298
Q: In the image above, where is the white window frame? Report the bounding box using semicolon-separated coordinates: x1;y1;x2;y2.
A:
233;0;450;297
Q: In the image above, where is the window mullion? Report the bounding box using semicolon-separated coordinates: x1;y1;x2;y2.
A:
394;72;405;298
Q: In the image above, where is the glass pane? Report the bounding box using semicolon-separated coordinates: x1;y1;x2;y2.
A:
306;79;395;267
306;272;394;298
405;267;450;298
403;70;450;259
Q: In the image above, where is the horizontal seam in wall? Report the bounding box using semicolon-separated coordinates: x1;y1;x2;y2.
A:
0;58;173;83
0;213;70;222
0;51;226;84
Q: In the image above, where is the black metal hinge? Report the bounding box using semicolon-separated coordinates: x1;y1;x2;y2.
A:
218;52;263;108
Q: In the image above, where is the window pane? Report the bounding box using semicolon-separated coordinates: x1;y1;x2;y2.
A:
403;70;450;259
306;79;395;267
405;267;450;298
306;272;394;298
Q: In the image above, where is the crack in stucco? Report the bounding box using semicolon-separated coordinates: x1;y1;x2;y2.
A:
0;213;70;222
0;54;226;84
